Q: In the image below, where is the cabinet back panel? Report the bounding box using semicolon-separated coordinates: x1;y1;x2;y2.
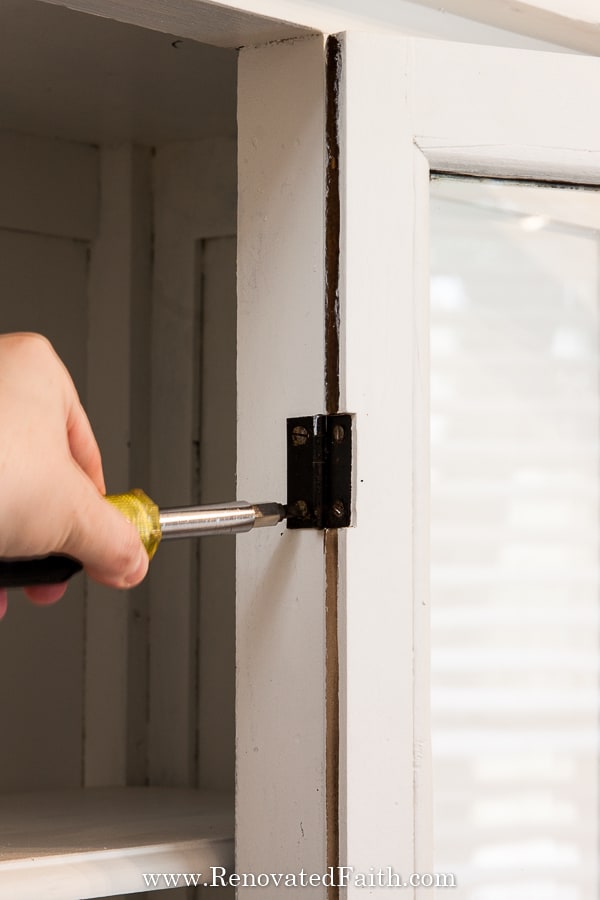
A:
0;228;89;789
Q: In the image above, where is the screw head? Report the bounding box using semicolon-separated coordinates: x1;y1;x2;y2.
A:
292;500;309;518
331;500;345;519
332;424;345;443
292;425;310;446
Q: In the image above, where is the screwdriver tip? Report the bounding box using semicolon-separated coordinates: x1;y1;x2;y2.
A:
253;502;287;527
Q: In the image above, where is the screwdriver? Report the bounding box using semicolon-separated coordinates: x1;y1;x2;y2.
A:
0;490;287;588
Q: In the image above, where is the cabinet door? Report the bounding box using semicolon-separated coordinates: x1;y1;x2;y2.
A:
336;33;600;898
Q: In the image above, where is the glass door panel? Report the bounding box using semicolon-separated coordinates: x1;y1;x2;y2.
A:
430;177;600;900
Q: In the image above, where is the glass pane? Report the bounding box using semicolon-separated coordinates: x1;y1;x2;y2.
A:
430;177;600;900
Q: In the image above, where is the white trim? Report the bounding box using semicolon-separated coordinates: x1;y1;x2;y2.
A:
0;788;232;899
149;139;237;786
409;38;600;183
412;0;600;53
38;0;570;51
236;34;328;894
339;34;420;891
38;0;311;48
85;144;152;786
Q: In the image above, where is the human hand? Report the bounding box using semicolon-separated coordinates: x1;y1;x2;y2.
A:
0;333;148;619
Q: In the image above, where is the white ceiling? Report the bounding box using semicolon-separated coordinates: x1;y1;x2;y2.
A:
0;0;238;145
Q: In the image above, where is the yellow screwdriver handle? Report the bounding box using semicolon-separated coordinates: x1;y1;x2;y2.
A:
0;489;161;588
105;489;162;560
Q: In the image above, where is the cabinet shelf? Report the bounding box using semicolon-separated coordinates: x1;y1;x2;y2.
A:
0;787;233;899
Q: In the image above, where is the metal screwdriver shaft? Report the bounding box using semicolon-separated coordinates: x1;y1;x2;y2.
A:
104;490;286;559
159;501;286;539
0;495;287;589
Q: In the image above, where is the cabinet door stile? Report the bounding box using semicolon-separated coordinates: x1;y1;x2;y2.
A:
236;35;329;894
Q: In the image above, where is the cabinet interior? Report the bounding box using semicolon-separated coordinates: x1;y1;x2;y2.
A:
0;1;238;896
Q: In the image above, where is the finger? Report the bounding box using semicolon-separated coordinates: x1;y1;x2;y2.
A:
24;582;68;606
66;399;106;494
0;590;6;620
59;467;148;589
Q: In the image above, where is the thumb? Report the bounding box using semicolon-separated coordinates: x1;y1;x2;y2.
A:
59;470;149;589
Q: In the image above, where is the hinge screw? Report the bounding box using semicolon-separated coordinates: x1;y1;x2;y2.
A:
331;500;345;519
332;424;345;443
292;500;309;518
292;425;310;446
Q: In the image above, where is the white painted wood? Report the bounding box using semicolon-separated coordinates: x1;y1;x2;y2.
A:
236;35;327;895
418;0;598;18
0;2;237;146
338;35;420;894
0;132;98;239
0;788;233;899
38;0;310;48
0;7;239;898
85;144;153;787
0;228;89;791
423;144;600;185
4;4;599;898
196;236;237;792
338;31;600;896
0;133;94;792
149;139;236;787
126;148;155;789
37;0;569;51
410;148;434;898
410;0;600;53
408;40;600;184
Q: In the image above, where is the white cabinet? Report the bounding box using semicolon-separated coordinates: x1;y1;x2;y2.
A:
2;1;600;898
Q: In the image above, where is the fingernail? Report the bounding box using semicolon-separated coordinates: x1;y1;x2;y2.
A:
125;545;149;587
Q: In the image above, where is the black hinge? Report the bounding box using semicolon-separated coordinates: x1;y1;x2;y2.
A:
286;414;352;529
